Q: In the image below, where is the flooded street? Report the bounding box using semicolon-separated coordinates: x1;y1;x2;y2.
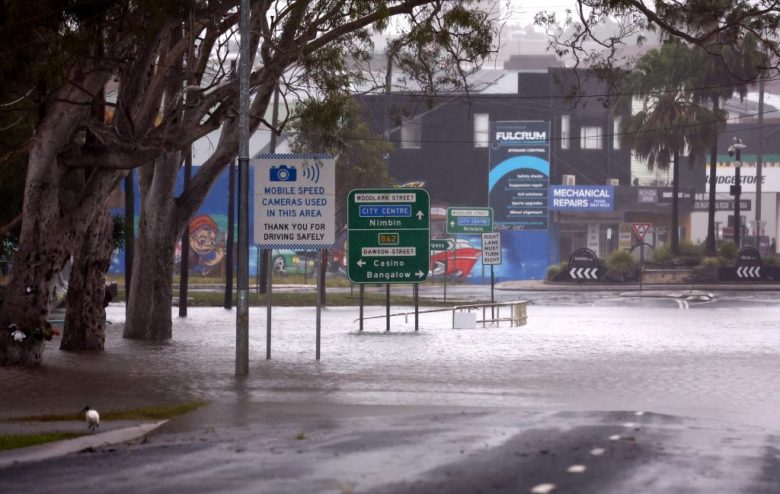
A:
3;303;780;430
4;301;780;494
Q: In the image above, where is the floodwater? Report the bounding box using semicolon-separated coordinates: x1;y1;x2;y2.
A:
2;304;780;430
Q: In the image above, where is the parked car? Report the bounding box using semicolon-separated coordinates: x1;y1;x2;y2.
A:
430;239;482;277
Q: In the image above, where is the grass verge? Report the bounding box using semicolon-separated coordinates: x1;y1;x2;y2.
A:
0;432;86;452
5;400;208;423
113;289;467;307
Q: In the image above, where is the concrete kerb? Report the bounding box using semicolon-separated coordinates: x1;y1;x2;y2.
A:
0;420;168;469
496;280;780;292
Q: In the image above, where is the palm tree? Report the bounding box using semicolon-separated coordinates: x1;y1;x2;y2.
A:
621;40;725;256
694;34;767;253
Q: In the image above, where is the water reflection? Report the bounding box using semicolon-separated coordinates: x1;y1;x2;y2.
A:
2;305;780;429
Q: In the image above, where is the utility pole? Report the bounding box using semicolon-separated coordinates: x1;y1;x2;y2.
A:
756;75;765;246
236;0;250;376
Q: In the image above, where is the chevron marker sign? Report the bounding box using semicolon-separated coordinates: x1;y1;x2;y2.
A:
567;248;600;281
736;266;761;278
569;267;599;279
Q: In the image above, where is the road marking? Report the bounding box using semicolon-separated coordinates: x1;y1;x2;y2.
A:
635;411;645;416
568;464;587;473
609;434;621;441
675;299;689;310
590;448;606;456
531;483;556;494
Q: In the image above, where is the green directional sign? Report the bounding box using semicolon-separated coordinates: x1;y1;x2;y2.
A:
446;207;493;234
347;188;430;283
430;238;455;251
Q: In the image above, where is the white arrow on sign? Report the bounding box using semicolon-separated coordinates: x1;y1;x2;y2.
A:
416;210;425;220
449;221;455;227
737;266;761;278
570;267;598;279
415;270;425;278
356;259;366;268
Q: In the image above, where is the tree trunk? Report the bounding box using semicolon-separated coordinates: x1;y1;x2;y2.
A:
671;152;680;256
0;100;84;366
123;155;180;340
61;208;114;351
706;97;720;254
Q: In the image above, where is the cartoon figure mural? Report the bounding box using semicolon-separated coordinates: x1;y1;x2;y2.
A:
188;215;225;276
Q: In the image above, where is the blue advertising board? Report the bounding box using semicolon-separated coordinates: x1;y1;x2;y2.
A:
488;121;550;230
549;185;614;212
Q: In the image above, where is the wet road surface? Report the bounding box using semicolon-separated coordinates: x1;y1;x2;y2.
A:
2;297;780;492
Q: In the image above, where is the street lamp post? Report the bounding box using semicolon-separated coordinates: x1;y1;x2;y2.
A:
728;137;747;248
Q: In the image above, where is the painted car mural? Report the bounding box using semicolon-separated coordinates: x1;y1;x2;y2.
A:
271;249;316;275
429;239;482;277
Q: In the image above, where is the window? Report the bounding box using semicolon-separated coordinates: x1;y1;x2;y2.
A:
561;114;570;149
474;113;489;148
580;126;603;150
613;117;622;150
400;117;421;149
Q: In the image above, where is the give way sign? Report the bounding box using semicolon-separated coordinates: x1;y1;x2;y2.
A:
632;223;652;241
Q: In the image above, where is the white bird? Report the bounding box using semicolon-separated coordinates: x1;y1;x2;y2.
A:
82;406;100;432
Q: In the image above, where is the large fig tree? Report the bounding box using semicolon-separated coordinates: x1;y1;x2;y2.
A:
1;0;496;365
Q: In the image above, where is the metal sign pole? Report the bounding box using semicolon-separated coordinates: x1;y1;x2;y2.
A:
443;255;448;303
454;234;458;282
640;242;644;293
316;250;321;360
490;265;495;318
235;0;250;376
266;251;272;359
386;283;390;332
414;284;419;331
359;284;364;332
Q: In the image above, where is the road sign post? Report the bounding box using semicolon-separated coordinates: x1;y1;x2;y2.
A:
632;223;653;278
431;238;455;303
481;232;502;306
446;207;493;234
254;154;335;359
347;189;430;285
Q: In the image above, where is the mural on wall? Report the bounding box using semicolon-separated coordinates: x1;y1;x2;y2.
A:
187;214;227;276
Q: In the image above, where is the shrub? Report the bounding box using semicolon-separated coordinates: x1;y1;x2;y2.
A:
652;244;671;265
718;240;738;261
677;241;704;266
604;250;638;281
763;255;779;267
649;241;704;267
546;261;569;281
688;256;722;282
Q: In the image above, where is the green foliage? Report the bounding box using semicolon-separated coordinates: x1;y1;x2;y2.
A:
689;256;723;282
620;40;726;170
651;241;703;266
111;215;126;252
718;240;738;260
6;400;208;422
290;99;395;234
545;261;569;281
677;240;705;266
604;250;638;281
763;255;779;268
652;244;672;264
